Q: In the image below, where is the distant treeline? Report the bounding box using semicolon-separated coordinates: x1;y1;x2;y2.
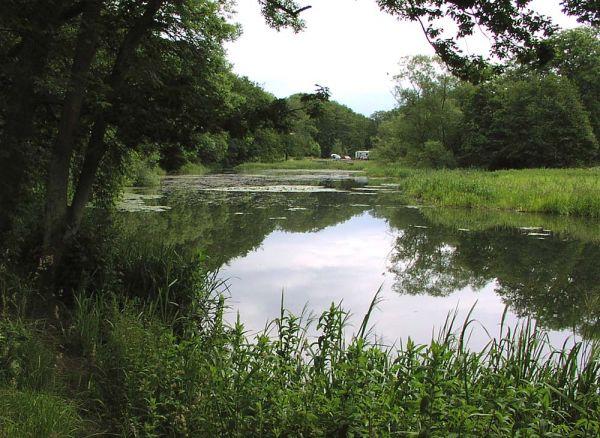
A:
371;27;600;170
160;27;600;172
157;85;376;170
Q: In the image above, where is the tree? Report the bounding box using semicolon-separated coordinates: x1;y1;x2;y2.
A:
2;0;598;289
311;101;374;158
0;0;304;269
372;56;463;167
542;27;600;141
459;72;598;169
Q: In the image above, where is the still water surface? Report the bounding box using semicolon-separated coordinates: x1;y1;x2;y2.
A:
121;171;600;349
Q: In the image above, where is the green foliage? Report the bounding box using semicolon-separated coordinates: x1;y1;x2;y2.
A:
385;167;600;218
0;389;82;438
0;320;56;392
374;45;600;170
373;56;466;167
543;27;600;140
407;140;457;169
175;162;209;176
312;100;375;158
459;72;598;168
125;150;164;187
194;131;230;165
5;291;600;436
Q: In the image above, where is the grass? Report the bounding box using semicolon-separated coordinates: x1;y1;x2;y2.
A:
1;238;598;436
0;389;82;437
173;161;209;175
1;279;599;435
236;158;371;172
237;161;600;218
389;167;600;218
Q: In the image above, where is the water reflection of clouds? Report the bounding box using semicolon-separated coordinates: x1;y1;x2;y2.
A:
222;212;579;351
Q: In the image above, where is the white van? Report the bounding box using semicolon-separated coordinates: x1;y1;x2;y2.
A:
355;150;369;160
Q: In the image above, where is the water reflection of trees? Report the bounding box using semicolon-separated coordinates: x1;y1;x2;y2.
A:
382;208;600;338
119;189;600;338
118;190;372;271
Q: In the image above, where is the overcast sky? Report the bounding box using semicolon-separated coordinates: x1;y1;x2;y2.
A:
225;0;580;116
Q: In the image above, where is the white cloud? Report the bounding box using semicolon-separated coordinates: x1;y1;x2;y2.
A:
226;0;580;116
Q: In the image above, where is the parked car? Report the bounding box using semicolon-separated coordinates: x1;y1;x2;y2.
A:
330;154;341;160
355;150;369;160
343;155;352;160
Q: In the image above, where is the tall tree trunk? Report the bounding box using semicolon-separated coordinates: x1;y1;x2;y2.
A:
0;26;55;238
65;0;166;238
67;116;108;235
0;0;84;241
43;0;104;258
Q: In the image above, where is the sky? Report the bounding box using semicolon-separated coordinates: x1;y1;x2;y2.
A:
225;0;580;116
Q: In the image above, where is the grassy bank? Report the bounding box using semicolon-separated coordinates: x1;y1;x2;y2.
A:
126;154;210;188
388;167;600;218
172;162;210;176
236;158;371;172
1;272;599;435
237;161;600;218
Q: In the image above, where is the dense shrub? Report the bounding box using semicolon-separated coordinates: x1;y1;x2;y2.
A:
459;73;599;169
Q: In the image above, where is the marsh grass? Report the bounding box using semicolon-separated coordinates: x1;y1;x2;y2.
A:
390;167;600;218
238;161;600;218
2;283;599;436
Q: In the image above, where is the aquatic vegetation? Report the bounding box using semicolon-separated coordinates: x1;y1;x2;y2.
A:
1;282;599;436
118;192;171;212
201;184;344;193
239;163;600;218
388;167;600;218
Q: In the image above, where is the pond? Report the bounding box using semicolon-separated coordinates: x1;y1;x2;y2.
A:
119;170;600;349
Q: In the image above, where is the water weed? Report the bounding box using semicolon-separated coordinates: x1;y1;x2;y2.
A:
238;162;600;218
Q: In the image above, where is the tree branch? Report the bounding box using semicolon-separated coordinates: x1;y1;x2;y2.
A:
265;0;312;17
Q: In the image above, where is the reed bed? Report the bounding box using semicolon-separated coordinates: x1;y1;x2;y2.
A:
1;284;598;436
390;167;600;218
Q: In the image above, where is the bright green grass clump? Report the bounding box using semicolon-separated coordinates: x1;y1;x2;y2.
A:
394;167;600;218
